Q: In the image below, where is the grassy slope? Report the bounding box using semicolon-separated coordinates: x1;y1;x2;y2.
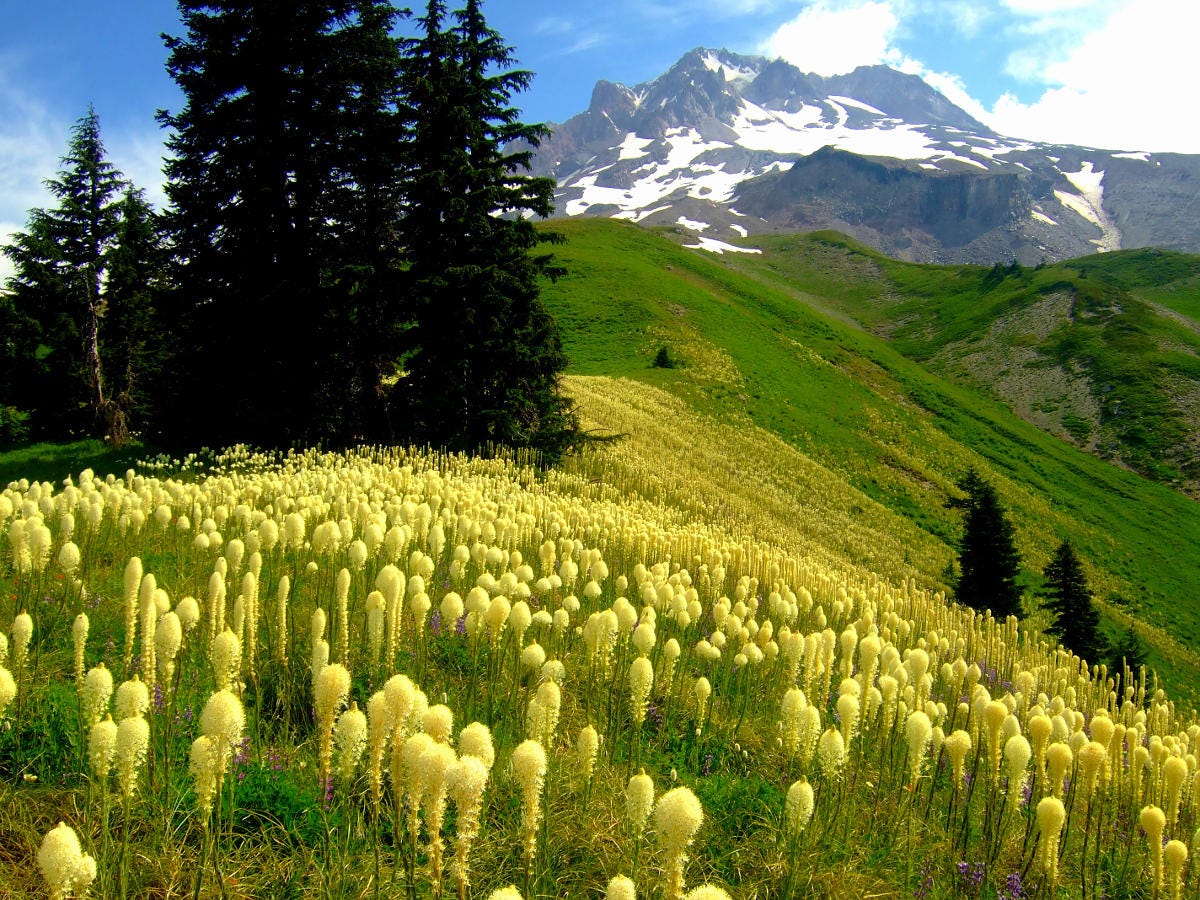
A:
540;218;1200;702
726;233;1200;490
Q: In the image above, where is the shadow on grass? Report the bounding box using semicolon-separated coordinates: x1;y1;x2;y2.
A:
0;439;151;486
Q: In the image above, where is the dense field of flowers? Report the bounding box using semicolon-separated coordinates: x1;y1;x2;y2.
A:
0;430;1195;898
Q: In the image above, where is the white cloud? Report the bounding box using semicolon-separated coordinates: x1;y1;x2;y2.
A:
981;0;1200;152
761;1;900;75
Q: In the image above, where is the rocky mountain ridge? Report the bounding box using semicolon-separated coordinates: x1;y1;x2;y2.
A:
527;48;1200;264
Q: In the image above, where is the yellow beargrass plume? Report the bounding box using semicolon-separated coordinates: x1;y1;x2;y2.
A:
459;721;496;771
88;715;118;785
138;572;158;692
520;641;546;672
627;769;655;836
1028;714;1052;789
654;785;704;900
424;704;454;744
576;725;600;785
176;596;200;635
1046;742;1073;798
123;557;142;671
314;663;351;794
0;665;15;720
486;888;523;900
983;699;1008;785
785;779;815;838
269;575;289;666
115;714;150;800
72;613;88;693
418;740;457;894
336;567;351;664
448;754;490;899
333;702;368;786
366;691;392;810
512;739;548;869
384;674;416;742
905;710;932;786
1141;805;1167;895
1077;741;1106;805
629;656;654;730
154;611;182;692
397;731;435;851
837;692;859;751
606;874;637;900
944;730;972;788
1003;735;1032;800
37;822;97;900
683;888;732;900
211;628;241;692
1163;755;1188;827
1165;839;1188;900
189;734;220;818
199;687;244;759
114;676;149;721
531;681;561;746
780;688;805;757
1036;796;1066;887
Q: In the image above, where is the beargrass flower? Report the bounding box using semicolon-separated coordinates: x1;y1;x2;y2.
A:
37;822;97;900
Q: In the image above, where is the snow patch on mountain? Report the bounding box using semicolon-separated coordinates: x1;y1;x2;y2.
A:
618;133;654;161
827;95;886;117
729;99;975;162
684;236;762;254
1060;162;1121;252
677;216;711;232
701;51;759;84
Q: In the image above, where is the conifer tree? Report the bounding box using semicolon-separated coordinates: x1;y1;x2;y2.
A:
158;0;408;446
1;106;137;442
105;188;169;431
397;0;578;460
1043;539;1105;665
950;469;1023;620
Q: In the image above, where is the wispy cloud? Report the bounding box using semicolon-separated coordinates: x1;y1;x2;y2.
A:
984;0;1200;151
760;1;901;75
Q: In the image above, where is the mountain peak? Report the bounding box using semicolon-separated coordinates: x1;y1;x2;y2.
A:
527;47;1200;264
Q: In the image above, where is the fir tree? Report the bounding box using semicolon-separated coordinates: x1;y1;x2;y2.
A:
105;188;169;432
1043;540;1105;665
949;469;1023;620
1;106;135;442
397;0;578;461
158;0;408;447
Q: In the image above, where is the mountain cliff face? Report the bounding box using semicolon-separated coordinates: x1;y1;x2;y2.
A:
527;48;1200;264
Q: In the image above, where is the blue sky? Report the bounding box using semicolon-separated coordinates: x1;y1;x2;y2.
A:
3;0;1198;278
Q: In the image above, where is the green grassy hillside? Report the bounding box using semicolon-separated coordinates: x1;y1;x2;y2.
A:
539;218;1200;702
724;233;1200;493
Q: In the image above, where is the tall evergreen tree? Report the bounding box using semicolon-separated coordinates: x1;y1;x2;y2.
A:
1043;539;1105;664
158;0;408;447
397;0;578;460
949;469;1023;620
1;106;137;442
105;187;169;432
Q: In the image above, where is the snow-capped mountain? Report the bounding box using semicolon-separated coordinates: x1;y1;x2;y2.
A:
528;48;1200;263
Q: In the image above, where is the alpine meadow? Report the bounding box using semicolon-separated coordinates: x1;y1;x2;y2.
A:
5;2;1200;900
